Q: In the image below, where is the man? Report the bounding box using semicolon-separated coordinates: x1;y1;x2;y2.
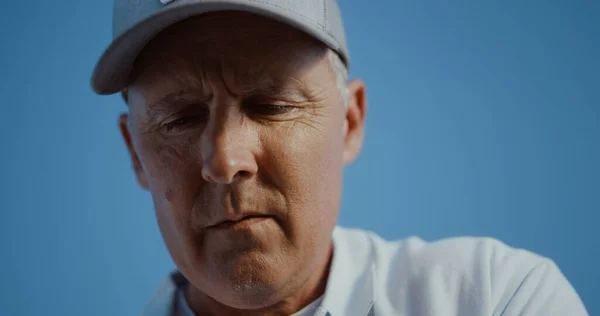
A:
91;0;588;315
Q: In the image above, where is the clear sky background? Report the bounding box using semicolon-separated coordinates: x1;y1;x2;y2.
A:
1;1;598;315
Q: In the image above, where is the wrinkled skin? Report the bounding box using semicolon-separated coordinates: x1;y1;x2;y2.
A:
119;12;366;316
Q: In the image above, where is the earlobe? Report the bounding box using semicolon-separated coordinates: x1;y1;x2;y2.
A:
119;114;150;190
342;79;367;165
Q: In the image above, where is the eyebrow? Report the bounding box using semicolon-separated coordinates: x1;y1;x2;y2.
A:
147;90;211;110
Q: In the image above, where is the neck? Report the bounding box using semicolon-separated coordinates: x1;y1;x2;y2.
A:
185;242;333;316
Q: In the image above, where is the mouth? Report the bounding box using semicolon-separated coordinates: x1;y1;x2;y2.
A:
209;215;273;230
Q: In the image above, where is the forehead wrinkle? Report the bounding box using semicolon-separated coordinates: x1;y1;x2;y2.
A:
225;52;330;102
134;46;333;114
131;52;214;108
133;58;208;93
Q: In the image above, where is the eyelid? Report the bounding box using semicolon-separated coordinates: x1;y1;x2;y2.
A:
242;103;298;118
160;112;209;133
245;103;295;109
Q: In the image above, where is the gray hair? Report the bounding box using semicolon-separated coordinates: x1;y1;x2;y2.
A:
327;49;349;108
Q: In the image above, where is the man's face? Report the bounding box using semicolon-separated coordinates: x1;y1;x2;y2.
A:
120;12;365;308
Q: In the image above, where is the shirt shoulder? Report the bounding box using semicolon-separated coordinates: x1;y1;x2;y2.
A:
335;227;588;316
140;272;186;316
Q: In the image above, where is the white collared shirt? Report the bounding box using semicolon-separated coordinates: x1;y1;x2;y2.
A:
141;226;588;316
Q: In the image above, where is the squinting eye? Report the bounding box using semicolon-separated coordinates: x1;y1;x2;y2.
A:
165;118;188;130
246;104;294;116
163;114;207;132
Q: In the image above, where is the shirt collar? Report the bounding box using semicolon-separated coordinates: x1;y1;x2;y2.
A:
317;227;375;316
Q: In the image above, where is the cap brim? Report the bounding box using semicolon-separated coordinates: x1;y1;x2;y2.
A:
91;0;343;95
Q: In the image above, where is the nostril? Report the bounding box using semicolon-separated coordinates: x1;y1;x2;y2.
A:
235;170;254;180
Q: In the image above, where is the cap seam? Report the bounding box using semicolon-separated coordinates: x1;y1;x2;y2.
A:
246;0;329;32
323;0;329;34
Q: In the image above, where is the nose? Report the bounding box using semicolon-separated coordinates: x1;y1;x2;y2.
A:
200;107;258;184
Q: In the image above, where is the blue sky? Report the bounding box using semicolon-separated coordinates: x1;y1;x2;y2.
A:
1;1;598;315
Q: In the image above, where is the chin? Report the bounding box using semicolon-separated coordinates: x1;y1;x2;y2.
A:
203;251;293;308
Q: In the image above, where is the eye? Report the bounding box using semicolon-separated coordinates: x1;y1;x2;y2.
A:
163;112;208;133
245;104;295;116
164;118;189;130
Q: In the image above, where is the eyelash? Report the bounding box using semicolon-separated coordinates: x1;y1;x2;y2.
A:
245;104;294;116
163;114;207;132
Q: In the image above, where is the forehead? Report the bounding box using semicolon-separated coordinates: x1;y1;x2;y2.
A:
128;12;331;95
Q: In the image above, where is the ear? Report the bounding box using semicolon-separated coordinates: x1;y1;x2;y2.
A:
343;79;367;165
119;113;149;190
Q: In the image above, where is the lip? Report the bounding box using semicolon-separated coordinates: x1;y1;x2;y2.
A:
209;214;273;230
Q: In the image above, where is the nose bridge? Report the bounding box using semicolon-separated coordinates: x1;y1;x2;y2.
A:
207;104;244;152
201;100;256;183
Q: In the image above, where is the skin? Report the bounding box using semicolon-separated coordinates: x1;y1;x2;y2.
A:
119;12;367;316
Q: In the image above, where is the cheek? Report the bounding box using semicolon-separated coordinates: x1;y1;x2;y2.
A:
264;118;345;241
138;136;199;191
135;136;203;221
135;136;205;269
